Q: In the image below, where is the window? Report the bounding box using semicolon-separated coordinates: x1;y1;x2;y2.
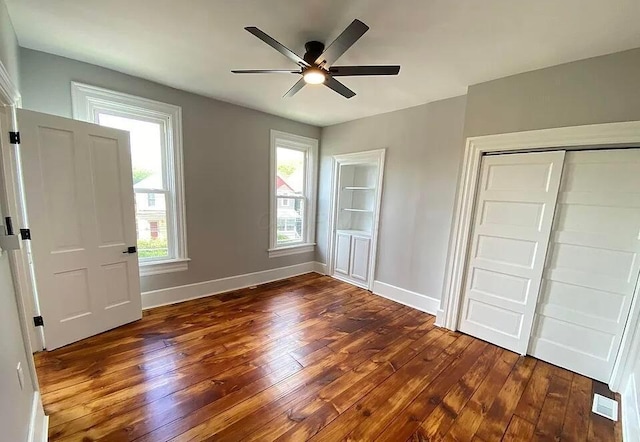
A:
269;130;318;257
71;82;188;276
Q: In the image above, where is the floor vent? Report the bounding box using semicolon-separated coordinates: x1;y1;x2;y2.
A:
592;394;619;421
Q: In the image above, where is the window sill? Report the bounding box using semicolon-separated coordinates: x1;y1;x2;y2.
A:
268;243;315;258
139;258;190;277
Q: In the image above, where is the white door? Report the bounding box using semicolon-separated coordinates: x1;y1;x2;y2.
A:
350;235;370;282
530;149;640;382
459;151;565;354
334;232;351;276
19;109;141;350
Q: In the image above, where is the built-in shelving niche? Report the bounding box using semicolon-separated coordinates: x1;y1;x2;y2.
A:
330;150;385;290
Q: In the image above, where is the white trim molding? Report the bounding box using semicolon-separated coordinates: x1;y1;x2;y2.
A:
267;243;315;258
28;392;48;442
0;60;20;107
372;280;440;316
141;262;318;309
71;82;188;275
139;258;191;277
623;374;640;442
440;120;640;391
313;261;327;275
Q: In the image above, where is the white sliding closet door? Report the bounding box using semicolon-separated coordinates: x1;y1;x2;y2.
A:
459;151;565;354
530;149;640;382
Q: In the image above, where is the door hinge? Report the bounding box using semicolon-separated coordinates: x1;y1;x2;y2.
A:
33;316;44;327
4;216;14;235
20;228;31;240
9;131;20;144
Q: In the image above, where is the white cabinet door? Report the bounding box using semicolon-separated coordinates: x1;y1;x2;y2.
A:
334;232;352;276
530;149;640;382
19;109;141;350
459;151;565;354
350;235;371;282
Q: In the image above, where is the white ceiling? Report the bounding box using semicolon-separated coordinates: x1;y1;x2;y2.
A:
7;0;640;126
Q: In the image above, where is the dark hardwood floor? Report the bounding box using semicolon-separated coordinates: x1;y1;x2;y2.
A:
35;273;621;441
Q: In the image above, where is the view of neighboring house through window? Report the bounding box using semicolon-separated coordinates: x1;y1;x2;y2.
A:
269;130;318;257
71;82;188;275
97;114;170;259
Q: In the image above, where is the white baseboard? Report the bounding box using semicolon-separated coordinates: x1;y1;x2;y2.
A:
28;392;48;442
371;280;440;316
623;374;640;442
313;261;327;275
142;262;320;309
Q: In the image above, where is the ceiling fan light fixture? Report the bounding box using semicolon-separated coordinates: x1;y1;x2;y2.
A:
303;68;326;84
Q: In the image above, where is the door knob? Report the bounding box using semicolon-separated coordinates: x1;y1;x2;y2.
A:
123;246;137;254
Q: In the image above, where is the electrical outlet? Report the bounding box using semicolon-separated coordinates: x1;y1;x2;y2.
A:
16;362;24;390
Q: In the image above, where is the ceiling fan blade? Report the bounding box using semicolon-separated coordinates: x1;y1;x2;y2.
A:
315;19;369;66
324;76;356;99
232;69;300;74
284;78;306;98
328;65;401;76
245;27;310;68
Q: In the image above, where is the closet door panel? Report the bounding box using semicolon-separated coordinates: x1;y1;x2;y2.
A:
349;235;370;282
459;151;565;354
530;149;640;382
334;232;352;275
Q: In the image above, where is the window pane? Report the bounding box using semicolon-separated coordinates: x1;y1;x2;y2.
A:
276;197;304;246
97;113;165;189
135;192;169;259
276;147;305;196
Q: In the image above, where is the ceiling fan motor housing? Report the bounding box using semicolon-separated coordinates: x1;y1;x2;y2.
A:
304;41;326;65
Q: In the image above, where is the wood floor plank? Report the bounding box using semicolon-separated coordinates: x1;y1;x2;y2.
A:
369;340;488;441
272;326;444;441
44;284;379;412
503;415;536;441
532;370;572;441
472;356;537;441
309;333;471;441
443;351;520;442
378;344;501;442
514;360;552;424
561;374;592;442
32;275;621;442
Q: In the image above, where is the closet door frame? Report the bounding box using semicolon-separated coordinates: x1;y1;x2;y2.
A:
440;120;640;391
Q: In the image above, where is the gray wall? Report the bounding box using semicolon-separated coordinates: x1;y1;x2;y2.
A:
318;96;467;301
464;48;640;137
20;48;321;293
0;2;35;440
0;226;35;442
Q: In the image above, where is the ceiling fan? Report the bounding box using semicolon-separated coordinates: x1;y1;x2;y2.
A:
232;19;400;99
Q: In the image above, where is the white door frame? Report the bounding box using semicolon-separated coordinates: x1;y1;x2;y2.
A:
326;149;385;290
0;61;44;391
440;120;640;391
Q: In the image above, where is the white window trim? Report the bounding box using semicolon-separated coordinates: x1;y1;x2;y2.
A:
71;82;188;276
269;130;318;258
